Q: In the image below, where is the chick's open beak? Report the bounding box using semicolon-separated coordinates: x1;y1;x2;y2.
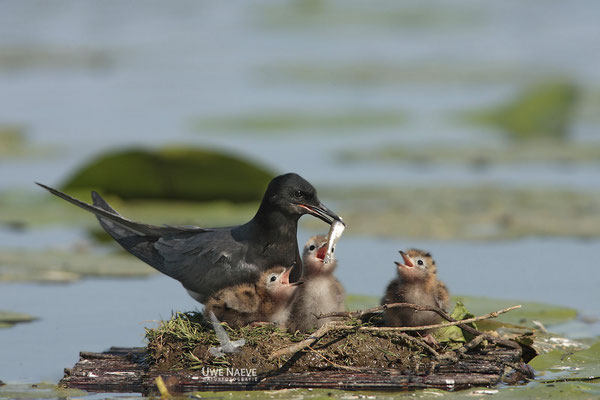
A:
281;267;292;285
316;242;328;260
395;251;414;268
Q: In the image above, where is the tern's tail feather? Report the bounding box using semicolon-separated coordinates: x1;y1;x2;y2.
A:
36;182;212;282
36;182;171;236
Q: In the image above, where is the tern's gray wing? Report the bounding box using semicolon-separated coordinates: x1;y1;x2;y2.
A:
90;188;259;301
37;183;259;302
154;229;259;302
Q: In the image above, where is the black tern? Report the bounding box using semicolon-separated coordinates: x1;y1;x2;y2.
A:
36;173;343;303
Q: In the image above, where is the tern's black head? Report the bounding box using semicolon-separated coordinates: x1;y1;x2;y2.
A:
262;173;343;225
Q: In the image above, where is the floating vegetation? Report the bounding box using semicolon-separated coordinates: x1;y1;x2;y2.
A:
62;147;275;203
0;125;58;159
321;185;600;240
194;109;406;134
0;382;86;399
255;0;484;30
0;125;25;153
530;341;600;382
0;46;112;71
0;189;258;231
0;310;36;329
338;142;600;166
6;184;600;241
462;79;579;141
259;62;549;87
0;248;156;283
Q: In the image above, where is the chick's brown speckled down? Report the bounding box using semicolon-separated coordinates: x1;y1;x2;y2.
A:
204;266;300;329
381;249;449;330
287;235;345;333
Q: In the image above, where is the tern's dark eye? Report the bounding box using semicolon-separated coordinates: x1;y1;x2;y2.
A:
417;260;424;266
270;275;277;282
294;190;303;198
309;245;316;251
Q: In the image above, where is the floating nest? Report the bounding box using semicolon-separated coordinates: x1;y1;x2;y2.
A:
61;303;535;394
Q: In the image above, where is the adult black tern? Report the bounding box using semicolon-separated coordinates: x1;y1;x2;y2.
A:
36;173;343;303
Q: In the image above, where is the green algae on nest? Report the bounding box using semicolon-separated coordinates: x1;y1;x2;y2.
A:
62;147;275;203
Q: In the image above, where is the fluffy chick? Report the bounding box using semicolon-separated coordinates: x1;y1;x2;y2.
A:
381;249;449;330
287;235;345;332
204;265;300;329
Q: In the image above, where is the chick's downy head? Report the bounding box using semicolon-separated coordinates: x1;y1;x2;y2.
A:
302;235;337;275
261;265;301;301
394;248;436;281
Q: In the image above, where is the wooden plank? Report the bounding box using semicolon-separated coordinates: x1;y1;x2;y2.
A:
60;344;524;394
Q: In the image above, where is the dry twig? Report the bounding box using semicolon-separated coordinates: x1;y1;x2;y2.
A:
270;305;521;360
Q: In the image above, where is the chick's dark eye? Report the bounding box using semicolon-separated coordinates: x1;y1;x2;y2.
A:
270;276;277;282
309;245;316;251
417;260;424;266
294;190;303;198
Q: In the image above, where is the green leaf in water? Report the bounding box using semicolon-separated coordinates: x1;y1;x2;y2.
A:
0;310;36;329
62;147;275;203
462;79;579;141
454;296;577;328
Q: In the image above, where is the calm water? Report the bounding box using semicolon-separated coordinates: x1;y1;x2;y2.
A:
1;230;599;383
1;0;599;387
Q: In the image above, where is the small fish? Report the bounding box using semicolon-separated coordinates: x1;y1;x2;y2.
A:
207;311;246;357
323;219;345;264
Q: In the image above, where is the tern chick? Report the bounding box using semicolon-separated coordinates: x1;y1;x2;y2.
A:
204;265;300;329
381;249;449;330
287;235;345;332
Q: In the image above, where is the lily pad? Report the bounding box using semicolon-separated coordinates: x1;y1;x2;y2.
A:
454;296;577;328
0;248;157;283
463;79;579;141
195;109;406;134
0;310;36;329
62;147;275;202
530;341;600;383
